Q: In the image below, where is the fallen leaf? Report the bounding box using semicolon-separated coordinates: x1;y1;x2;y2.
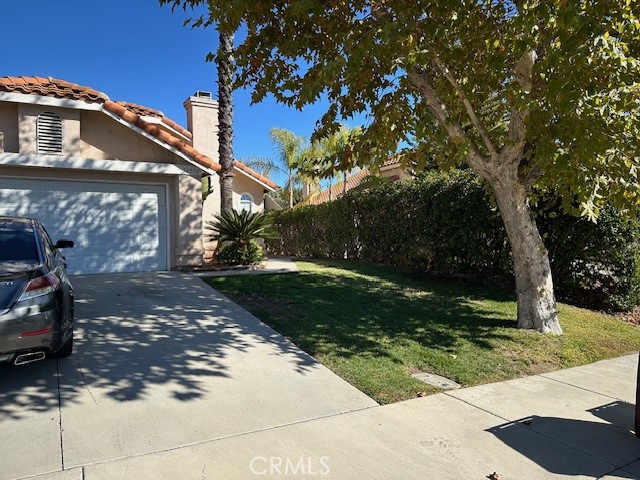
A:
487;473;501;480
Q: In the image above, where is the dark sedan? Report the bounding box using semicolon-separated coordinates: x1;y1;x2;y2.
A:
0;216;74;365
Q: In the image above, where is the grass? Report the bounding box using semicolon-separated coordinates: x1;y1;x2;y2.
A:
205;259;640;404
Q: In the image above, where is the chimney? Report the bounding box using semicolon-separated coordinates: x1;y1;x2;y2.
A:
183;91;219;161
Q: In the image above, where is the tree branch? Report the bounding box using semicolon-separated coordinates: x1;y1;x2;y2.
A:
432;55;498;158
506;49;538;159
407;68;484;166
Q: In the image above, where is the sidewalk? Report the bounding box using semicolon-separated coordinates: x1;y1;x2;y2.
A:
192;256;299;277
30;354;639;480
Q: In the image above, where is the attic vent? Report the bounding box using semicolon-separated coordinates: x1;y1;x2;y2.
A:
37;112;63;154
195;91;212;99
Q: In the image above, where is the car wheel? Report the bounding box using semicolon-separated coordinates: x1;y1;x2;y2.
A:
54;334;73;359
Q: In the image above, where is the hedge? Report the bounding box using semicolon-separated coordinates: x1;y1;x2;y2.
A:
267;170;640;311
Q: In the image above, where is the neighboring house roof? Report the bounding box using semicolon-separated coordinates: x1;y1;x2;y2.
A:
302;169;370;206
0;75;277;190
382;157;401;167
301;156;409;206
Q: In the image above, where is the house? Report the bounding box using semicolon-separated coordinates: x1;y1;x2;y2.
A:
0;76;277;274
301;157;411;205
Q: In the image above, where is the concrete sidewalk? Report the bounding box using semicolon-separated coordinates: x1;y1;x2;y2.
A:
25;354;639;480
193;256;299;277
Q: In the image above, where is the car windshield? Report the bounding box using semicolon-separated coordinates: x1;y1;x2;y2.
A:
0;226;39;262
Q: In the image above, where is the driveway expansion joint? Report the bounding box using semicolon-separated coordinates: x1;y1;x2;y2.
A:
539;373;628;402
64;403;380;471
55;360;64;471
442;391;512;423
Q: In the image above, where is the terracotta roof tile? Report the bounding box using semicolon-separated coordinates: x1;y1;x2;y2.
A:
115;101;193;140
103;100;220;173
161;116;192;140
303;169;370;205
382;156;401;167
0;76;109;103
115;101;163;118
234;160;279;190
0;75;277;188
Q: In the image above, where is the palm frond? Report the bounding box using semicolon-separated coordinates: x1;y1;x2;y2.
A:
269;127;305;169
205;209;278;244
242;156;285;177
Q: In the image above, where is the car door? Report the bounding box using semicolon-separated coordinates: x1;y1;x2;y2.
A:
37;225;73;339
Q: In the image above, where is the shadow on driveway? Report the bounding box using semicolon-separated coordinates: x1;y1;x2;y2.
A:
0;272;324;420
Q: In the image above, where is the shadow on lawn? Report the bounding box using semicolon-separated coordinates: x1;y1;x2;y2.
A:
217;259;518;362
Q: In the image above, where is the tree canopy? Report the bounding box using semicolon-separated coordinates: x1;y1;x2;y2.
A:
163;0;639;219
161;0;640;333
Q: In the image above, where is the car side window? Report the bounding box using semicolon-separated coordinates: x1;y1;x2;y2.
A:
38;226;56;262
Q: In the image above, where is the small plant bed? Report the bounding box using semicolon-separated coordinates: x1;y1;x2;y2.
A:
205;209;277;267
205;259;640;404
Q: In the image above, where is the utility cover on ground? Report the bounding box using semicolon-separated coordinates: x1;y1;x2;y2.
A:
412;372;461;390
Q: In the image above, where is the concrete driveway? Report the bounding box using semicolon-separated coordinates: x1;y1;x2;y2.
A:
0;272;376;480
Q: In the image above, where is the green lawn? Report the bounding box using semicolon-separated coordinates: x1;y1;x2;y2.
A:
205;259;640;404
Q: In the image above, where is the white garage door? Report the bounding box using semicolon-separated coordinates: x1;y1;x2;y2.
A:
0;178;168;275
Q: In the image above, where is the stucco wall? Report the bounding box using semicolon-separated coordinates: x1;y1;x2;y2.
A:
176;173;205;267
0;103;18;153
17;104;81;156
79;110;185;164
381;165;412;182
233;172;266;213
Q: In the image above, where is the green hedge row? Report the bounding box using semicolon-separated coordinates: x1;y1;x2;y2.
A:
267;170;640;311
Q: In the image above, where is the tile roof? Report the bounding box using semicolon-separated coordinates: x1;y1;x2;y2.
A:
114;101;193;140
302;169;371;205
0;75;277;189
103;100;219;172
382;155;402;168
0;76;109;103
234;161;280;190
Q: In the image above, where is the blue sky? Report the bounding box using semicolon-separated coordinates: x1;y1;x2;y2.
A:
3;0;344;187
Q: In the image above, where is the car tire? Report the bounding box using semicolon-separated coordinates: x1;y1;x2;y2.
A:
54;334;73;359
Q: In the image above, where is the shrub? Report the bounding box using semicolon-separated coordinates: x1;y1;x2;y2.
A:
217;239;264;266
537;205;640;311
267;170;640;311
206;209;277;266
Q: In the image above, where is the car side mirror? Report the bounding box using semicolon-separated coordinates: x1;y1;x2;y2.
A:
55;239;75;249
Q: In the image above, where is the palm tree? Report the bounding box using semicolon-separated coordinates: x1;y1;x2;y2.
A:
304;125;362;200
217;30;234;211
245;127;306;208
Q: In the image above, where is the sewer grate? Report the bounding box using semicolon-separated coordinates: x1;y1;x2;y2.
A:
411;372;461;390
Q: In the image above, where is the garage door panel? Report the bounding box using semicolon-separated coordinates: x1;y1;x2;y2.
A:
0;178;168;274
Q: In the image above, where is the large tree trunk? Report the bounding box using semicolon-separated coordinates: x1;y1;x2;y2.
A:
217;31;235;211
487;165;562;334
